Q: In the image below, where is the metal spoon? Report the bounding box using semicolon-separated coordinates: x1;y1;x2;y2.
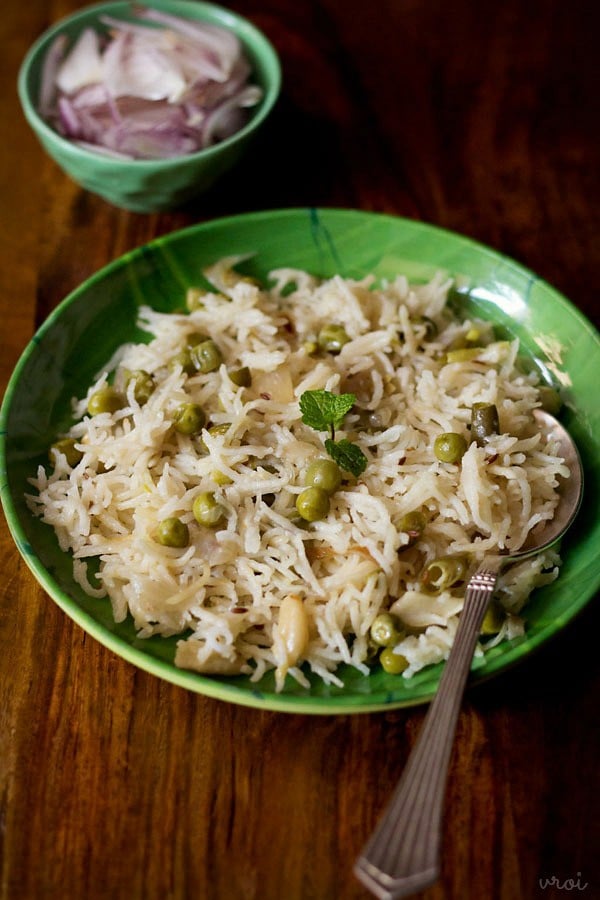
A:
355;409;584;900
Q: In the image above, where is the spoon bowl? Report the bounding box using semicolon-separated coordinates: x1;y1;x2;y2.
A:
514;409;584;558
355;409;584;900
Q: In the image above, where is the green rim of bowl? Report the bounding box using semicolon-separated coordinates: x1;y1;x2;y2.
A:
17;0;281;168
2;208;599;714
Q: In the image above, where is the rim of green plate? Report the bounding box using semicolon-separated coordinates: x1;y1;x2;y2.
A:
1;208;599;714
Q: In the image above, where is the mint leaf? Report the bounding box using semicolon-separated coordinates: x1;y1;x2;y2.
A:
299;390;356;432
325;438;368;478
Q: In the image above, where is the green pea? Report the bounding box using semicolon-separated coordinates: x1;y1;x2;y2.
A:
295;487;330;522
445;347;483;364
317;323;350;354
125;370;155;405
380;647;409;675
190;339;223;374
49;438;83;468
186;331;209;347
434;432;468;464
168;348;196;375
228;366;251;387
87;386;124;415
173;403;206;435
396;317;438;345
259;462;278;474
480;601;505;635
465;326;481;343
186;288;207;312
422;555;470;592
211;470;233;486
416;316;438;340
304;459;342;495
538;386;562;416
365;636;381;664
370;612;402;648
196;422;230;453
155;517;189;548
210;423;231;437
471;403;499;446
193;492;226;528
397;510;426;546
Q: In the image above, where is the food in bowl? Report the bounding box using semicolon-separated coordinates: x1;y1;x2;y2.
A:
38;4;263;159
27;260;569;690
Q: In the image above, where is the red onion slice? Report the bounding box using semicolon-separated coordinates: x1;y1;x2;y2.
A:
200;86;263;148
39;5;263;160
55;28;103;94
135;6;241;71
39;33;67;118
101;30;188;102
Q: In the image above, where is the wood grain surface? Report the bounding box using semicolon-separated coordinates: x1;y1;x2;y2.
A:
1;2;598;899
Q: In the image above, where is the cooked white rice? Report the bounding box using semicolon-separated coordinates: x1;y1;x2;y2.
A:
27;260;569;690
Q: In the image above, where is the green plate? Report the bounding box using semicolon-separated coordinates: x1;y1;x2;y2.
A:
1;209;599;714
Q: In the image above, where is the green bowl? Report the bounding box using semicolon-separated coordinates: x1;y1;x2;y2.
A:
17;1;281;212
2;209;599;714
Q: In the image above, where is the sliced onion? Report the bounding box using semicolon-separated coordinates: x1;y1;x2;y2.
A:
200;86;263;148
72;140;133;160
57;95;82;136
135;6;241;72
55;27;103;94
40;5;263;160
253;367;295;403
71;83;112;109
39;33;67;117
184;55;252;113
104;100;199;159
101;30;188;103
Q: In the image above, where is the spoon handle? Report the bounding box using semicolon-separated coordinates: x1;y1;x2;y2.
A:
354;561;502;900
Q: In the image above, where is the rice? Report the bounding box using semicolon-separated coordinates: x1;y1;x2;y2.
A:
27;259;569;689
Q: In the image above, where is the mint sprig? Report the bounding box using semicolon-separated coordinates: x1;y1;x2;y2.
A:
300;390;368;478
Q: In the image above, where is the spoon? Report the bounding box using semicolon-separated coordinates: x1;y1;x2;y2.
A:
354;409;584;900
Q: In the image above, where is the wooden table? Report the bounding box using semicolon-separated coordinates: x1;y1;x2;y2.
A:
1;2;598;898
